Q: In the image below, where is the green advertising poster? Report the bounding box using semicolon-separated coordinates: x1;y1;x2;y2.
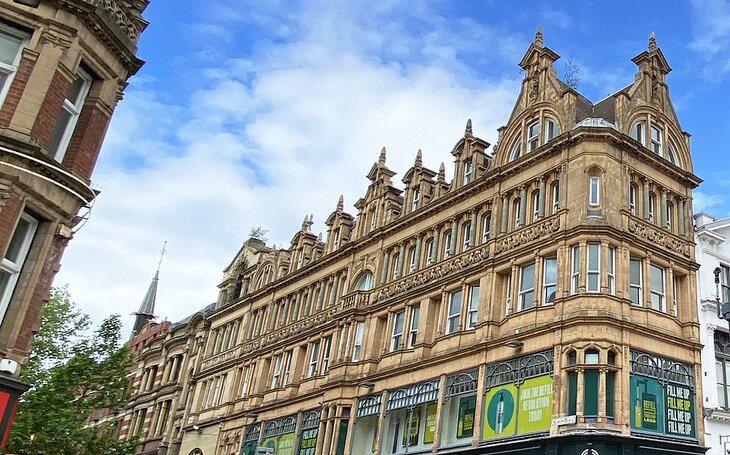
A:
262;436;279;452
483;384;517;439
457;395;476;438
298;428;318;455
516;375;553;434
423;403;438;443
278;432;296;455
630;376;664;434
665;383;695;438
240;441;258;455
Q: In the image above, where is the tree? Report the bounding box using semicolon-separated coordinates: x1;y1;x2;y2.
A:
4;288;138;455
249;226;269;242
562;55;581;89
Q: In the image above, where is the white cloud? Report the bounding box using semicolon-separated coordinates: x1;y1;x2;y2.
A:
689;0;730;79
693;190;728;216
54;0;523;334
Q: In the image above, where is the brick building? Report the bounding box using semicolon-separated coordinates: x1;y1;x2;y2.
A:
0;0;147;443
122;30;705;455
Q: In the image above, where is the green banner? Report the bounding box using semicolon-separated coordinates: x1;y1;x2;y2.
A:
457;395;476;438
278;432;295;455
516;375;553;433
298;428;318;455
665;383;695;438
423;403;437;443
240;441;257;455
630;376;663;434
483;383;517;438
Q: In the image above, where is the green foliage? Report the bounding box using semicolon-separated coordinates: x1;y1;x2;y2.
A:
4;288;138;455
248;226;269;242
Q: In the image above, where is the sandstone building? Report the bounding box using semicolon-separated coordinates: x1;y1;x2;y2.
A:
0;0;147;443
122;31;705;455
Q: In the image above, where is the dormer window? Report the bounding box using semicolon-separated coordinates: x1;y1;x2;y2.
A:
630;121;645;146
545;118;559;142
650;126;662;155
463;159;473;184
412;188;420;211
527;121;540;152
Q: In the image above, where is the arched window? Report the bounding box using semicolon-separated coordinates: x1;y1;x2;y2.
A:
666;200;674;231
355;270;373;291
550;181;560;214
648;192;656;223
545;118;559;142
462;223;471;251
631;121;646;145
668;141;679;166
513;197;522;228
481;212;492;243
508;140;521;162
629;182;638;214
589;176;600;206
527;121;540;152
532;190;540;221
650;126;663;155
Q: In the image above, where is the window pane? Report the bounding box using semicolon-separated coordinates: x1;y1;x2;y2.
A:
568;372;577;415
583;370;599;416
630;260;641;284
650;265;664;292
47;107;73;156
0;32;21;66
5;217;32;263
449;291;462;314
520;264;535;290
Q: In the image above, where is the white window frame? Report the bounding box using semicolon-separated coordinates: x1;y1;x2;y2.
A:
630;258;643;306
648;193;656;222
462;224;471;251
390;311;405;352
0;23;29;110
0;212;38;323
463;159;473;184
270;355;283;389
518;262;535;311
571;246;580;295
551;182;559;214
721;265;730;304
545;118;559;142
282;351;292;385
47;67;93;161
543;257;557;305
392;252;400;279
631;121;645;146
320;337;331;374
668;141;679;165
527;121;540;151
586;243;600;293
307;341;320;377
532;191;540;221
407;306;419;348
408;247;417;273
607;247;616;295
589;177;600;206
650;264;665;312
446;289;462;334
240;365;251;397
466;284;479;329
629;184;637;214
443;231;452;259
650;126;663;156
505;274;512;315
514;198;522;228
412;187;420;211
666;201;673;230
352;322;364;361
425;239;434;265
509;140;521;161
481;212;491;243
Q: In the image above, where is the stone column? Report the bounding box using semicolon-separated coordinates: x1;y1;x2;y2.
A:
469;210;477;247
414;236;422;271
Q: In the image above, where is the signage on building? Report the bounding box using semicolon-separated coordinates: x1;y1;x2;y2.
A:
551;415;576;426
482;374;553;439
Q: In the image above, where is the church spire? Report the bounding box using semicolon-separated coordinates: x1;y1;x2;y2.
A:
131;241;166;337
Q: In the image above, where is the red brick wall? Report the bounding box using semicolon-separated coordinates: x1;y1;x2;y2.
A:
0;56;36;128
62;101;111;179
14;234;66;354
30;69;70;149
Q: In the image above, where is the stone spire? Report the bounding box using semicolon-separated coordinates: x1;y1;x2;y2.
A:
379;147;387;165
415;149;422;167
648;32;657;51
438;163;446;183
301;214;314;232
535;25;543;48
132;241;166;337
465;119;473;138
337;195;344;213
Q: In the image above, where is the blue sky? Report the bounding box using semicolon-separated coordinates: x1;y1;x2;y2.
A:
54;0;730;331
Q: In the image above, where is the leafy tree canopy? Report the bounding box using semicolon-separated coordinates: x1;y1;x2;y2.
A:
4;287;138;455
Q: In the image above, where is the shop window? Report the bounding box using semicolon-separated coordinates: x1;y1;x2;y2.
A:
441;369;478;447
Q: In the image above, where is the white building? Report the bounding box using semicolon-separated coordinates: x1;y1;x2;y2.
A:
695;211;730;455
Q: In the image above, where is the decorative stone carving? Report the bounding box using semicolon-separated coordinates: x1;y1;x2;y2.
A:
494;217;560;255
40;29;72;50
101;0;140;41
627;218;690;257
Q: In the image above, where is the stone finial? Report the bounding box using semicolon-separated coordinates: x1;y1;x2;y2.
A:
379;146;387;165
337;195;344;212
301;215;309;231
438;163;446;182
317;233;323;242
535;25;543;47
415;149;423;167
648;32;657;51
465;119;473;137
